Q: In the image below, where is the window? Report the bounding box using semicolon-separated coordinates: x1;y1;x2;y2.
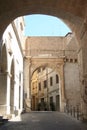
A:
37;68;41;73
50;96;53;103
56;74;59;83
20;22;23;31
70;59;73;62
44;80;47;88
41;98;44;103
75;59;77;63
50;77;53;86
8;33;12;55
66;58;68;62
8;32;12;39
38;82;41;91
42;66;45;70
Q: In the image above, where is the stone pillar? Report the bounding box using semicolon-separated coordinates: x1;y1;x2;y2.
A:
28;59;32;110
6;72;11;114
78;18;87;120
0;72;7;115
24;57;31;111
20;72;23;113
59;64;66;112
56;62;66;112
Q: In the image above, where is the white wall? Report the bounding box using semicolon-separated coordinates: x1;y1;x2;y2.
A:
2;18;24;115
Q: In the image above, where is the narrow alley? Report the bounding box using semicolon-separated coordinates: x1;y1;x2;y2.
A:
0;0;87;128
0;112;87;130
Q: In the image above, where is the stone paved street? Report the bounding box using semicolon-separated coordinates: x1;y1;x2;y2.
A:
0;112;87;130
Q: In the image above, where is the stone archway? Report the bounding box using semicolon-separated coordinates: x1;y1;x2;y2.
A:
0;0;86;38
31;65;61;111
24;57;65;112
0;0;87;120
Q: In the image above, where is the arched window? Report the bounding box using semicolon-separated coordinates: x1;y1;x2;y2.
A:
56;74;59;84
1;44;7;73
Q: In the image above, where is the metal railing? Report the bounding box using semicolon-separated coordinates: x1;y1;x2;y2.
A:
64;105;82;120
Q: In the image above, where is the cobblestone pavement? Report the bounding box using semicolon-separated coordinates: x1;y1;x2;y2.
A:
0;112;87;130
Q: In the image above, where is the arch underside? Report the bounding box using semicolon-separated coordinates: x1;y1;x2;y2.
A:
29;57;65;110
30;57;64;76
0;0;86;37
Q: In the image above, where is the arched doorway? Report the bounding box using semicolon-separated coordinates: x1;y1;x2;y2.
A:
24;56;65;112
31;66;61;112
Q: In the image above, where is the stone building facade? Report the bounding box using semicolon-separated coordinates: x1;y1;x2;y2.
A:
24;34;81;112
31;67;60;111
0;17;25;117
64;34;81;108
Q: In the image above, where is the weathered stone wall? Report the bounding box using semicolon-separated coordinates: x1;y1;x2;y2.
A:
64;34;78;59
25;37;66;57
25;35;78;59
24;35;80;112
64;62;81;108
63;34;81;109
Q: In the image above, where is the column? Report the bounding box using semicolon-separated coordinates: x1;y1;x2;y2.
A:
78;18;87;120
61;64;66;112
24;57;31;111
58;63;66;112
6;72;11;114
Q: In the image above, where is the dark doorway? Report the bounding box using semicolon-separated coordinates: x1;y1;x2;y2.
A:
56;95;60;111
